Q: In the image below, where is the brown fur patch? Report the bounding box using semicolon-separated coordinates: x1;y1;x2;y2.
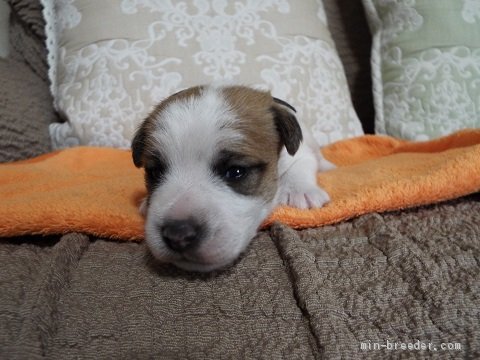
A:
221;86;281;201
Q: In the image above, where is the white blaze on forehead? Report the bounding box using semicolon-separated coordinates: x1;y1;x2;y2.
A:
151;86;243;162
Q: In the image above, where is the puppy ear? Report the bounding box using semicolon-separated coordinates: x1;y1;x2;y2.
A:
132;122;147;168
273;97;297;113
271;99;303;156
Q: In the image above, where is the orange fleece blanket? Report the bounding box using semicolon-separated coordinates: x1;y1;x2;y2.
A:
1;129;479;241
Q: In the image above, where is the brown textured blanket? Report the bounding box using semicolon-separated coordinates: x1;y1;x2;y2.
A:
1;196;479;358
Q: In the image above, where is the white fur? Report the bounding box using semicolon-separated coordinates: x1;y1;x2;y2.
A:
142;85;333;272
276;121;333;209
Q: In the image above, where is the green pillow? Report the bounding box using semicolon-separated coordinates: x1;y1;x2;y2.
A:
363;0;480;140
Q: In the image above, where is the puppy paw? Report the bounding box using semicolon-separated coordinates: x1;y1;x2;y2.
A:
277;184;330;209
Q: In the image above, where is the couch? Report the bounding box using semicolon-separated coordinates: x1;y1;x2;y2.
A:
1;1;479;358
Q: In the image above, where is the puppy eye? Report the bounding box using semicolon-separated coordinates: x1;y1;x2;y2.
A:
224;166;248;182
145;162;167;183
146;167;162;179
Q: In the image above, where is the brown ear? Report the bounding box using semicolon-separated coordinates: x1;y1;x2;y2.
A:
132;122;147;168
271;100;303;156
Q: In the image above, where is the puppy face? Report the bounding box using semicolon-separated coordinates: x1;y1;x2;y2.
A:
132;85;301;272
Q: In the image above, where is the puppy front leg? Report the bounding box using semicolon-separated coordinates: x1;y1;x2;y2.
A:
276;141;332;209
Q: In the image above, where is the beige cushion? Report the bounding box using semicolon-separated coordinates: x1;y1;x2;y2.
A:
42;0;363;149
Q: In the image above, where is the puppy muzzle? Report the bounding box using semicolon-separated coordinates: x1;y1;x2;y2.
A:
160;218;204;253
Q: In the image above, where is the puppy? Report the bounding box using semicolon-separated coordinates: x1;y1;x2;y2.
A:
132;84;334;272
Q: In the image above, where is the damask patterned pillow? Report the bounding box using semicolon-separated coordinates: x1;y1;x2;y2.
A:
40;0;363;149
363;0;480;140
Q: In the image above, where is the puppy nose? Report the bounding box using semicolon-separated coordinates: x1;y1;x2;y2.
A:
161;219;202;253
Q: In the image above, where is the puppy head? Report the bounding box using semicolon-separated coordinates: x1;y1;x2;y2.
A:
132;85;301;272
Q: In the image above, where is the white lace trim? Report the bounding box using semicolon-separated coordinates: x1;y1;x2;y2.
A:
40;0;57;101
